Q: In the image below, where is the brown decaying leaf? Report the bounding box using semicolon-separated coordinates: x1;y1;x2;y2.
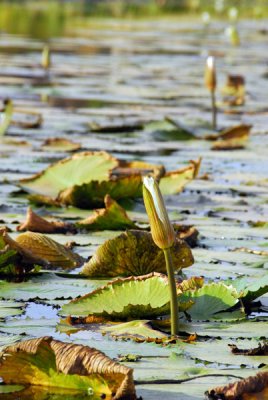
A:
0;336;137;400
173;224;199;248
210;124;251;150
117;159;165;180
16;231;83;269
206;371;268;400
228;342;268;356
231;247;268;257
11;109;43;128
17;207;76;234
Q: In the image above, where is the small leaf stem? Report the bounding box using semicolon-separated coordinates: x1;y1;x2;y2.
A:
211;89;217;130
163;247;179;336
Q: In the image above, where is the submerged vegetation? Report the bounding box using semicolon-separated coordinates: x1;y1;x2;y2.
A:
0;1;267;399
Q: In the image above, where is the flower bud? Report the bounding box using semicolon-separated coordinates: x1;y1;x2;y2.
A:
42;45;50;70
143;176;175;250
205;56;216;91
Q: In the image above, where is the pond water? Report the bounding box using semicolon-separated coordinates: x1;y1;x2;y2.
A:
0;4;268;400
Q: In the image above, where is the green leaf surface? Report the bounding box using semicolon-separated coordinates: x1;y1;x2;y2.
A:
0;300;25;319
19;151;118;198
60;273;171;319
82;230;194;277
102;320;166;340
180;283;239;320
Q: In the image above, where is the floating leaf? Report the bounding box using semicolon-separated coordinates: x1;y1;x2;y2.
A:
227;275;268;303
60;273;172;319
180;282;238;320
102;320;166;340
0;301;25;319
221;74;245;106
211;125;251;150
77;195;136;231
41;138;81;152
16;232;83;269
0;336;137;399
58;174;143;208
159;158;201;195
11;109;42;128
206;371;268;400
229;342;268;356
0;228;48;274
19;151;119;198
82;230;194;277
17;207;75;234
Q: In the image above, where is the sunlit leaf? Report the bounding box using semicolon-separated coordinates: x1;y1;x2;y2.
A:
159;158;201;195
60;273;172;319
19;151;119;198
82;230;194;277
102;320;166;340
77;195;136;231
16;232;83;269
0;336;137;399
180;282;239;320
41;138;81;152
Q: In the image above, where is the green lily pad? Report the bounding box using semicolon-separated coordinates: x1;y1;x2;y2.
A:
180;283;239;320
227;275;268;303
0;300;25;319
76;195;136;231
82;230;194;277
58;174;143;208
19;151;119;198
60;273;171;319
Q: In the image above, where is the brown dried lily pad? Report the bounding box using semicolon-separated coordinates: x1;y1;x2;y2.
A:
17;207;75;234
210;125;251;150
11;109;42;128
16;231;83;269
0;336;136;399
229;342;268;356
206;371;268;400
82;230;194;277
77;195;136;231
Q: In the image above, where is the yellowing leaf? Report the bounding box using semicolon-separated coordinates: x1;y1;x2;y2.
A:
41;138;81;152
16;231;83;269
82;230;194;277
0;336;137;399
77;195;136;231
159;158;201;195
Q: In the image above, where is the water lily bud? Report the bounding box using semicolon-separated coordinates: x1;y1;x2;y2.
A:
42;45;50;70
205;56;216;91
143;176;175;250
202;12;211;25
225;26;240;46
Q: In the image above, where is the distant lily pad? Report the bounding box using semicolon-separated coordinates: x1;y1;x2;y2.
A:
82;230;194;277
102;320;166;340
41;138;81;152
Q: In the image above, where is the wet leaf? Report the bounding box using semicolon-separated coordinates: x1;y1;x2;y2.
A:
82;230;194;277
77;195;136;231
179;283;239;320
17;207;75;234
60;273;172;319
41;138;81;152
19;151;119;198
206;371;268;400
0;336;137;399
16;231;83;269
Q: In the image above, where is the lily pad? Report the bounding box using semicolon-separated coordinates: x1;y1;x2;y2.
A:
19;151;119;198
41;138;81;152
82;230;194;277
0;300;25;319
77;195;136;231
16;232;83;269
102;320;166;340
60;273;172;319
160;159;201;195
58;174;143;208
180;283;239;320
0;336;137;399
227;275;268;303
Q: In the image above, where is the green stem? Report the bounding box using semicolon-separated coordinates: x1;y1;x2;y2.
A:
163;248;179;336
211;89;217;130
